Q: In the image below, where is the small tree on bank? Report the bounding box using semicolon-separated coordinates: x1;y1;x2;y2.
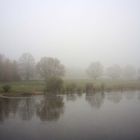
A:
37;57;65;93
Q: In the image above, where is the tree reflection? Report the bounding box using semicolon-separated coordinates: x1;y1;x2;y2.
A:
136;91;140;100
0;95;64;122
36;95;64;121
107;91;122;104
0;98;20;122
18;97;35;121
66;94;77;102
124;91;135;100
86;92;105;109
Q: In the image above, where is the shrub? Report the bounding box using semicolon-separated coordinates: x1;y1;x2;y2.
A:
65;82;77;92
45;77;63;94
85;83;94;93
2;85;11;93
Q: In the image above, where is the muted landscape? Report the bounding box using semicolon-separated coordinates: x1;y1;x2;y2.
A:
0;53;140;95
1;0;140;139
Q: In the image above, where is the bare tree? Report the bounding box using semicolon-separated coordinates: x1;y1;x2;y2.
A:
87;61;103;80
37;57;65;81
18;53;35;80
106;64;122;80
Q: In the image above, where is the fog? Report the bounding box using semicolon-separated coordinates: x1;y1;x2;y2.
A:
0;0;140;68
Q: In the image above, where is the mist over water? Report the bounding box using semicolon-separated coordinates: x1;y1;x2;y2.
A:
1;1;140;139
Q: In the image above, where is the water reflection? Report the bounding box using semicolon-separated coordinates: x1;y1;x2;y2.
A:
36;95;64;121
124;91;136;100
0;91;140;140
0;98;20;122
107;91;122;104
0;95;64;122
66;94;77;101
19;98;35;121
86;92;105;109
0;91;140;122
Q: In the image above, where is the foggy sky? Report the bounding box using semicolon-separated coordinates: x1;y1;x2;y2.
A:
0;0;140;68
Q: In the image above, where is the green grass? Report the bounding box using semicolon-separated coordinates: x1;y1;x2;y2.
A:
0;79;140;95
0;80;45;94
63;79;140;92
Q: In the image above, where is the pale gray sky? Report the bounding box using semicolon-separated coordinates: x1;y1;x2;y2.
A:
0;0;140;68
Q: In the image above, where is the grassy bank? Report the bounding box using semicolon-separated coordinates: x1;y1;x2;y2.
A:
0;81;45;95
0;79;140;95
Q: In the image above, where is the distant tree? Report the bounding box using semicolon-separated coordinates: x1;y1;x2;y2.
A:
11;61;21;81
0;54;20;81
137;68;140;80
3;58;13;81
37;57;65;81
18;53;35;80
0;54;5;81
106;64;122;79
87;61;103;80
123;65;136;80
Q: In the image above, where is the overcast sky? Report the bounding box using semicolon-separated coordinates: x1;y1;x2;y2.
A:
0;0;140;68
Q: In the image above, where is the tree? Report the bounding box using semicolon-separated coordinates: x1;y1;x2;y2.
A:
18;53;35;80
37;57;65;93
106;64;122;79
87;61;103;80
11;61;21;81
137;68;140;80
37;57;65;81
0;54;5;81
0;54;20;81
123;65;136;80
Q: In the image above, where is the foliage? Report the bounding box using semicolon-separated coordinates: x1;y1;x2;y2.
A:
18;53;35;80
123;65;136;80
106;64;122;79
65;82;77;92
45;77;64;93
0;54;20;82
37;57;65;81
85;83;94;92
2;85;11;93
87;61;103;80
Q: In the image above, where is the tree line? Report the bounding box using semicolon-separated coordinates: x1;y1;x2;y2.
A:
0;53;65;82
0;53;139;82
87;62;140;80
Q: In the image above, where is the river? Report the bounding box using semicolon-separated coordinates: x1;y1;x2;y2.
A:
0;91;140;140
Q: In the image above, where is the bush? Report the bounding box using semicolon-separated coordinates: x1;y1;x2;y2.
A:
45;77;63;94
65;82;77;92
2;85;11;93
85;83;94;93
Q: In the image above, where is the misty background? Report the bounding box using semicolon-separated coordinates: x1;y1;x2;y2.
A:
0;0;140;70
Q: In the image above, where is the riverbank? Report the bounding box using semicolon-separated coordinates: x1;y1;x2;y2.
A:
0;79;140;96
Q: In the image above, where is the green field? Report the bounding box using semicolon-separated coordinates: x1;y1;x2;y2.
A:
0;79;140;96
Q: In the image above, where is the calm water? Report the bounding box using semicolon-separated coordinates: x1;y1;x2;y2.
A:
0;91;140;140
